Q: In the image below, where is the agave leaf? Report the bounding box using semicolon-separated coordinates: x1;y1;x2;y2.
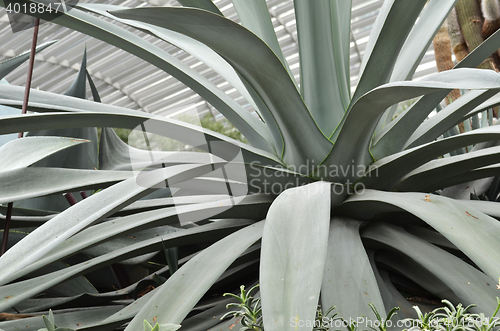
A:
0;163;223;285
0;40;56;80
138;160;251;201
471;113;480;130
109;6;333;168
405;89;499;149
390;0;458;82
10;245;238;313
329;0;352;103
0;106;281;167
174;155;279;192
0;168;131;205
42;315;56;331
373;251;461;309
0;214;52;229
231;0;295;86
380;91;500;157
404;225;456;250
82;226;177;265
394;146;500;191
43;315;55;331
158;324;182;331
323;69;500;182
0;231;98;298
372;27;500;159
48;310;56;326
363;223;498;312
371;93;452;160
93;292;156;330
33;261;98;298
177;0;222;15
260;182;331;331
77;4;273;152
481;110;489;128
98;253;256;330
361;125;500;190
321;217;385;323
455;23;500;70
101;271;248;330
374;103;398;136
0;136;89;171
0;219;253;311
0;1;275;152
358;0;393;76
221;161;316;196
124;222;264;330
207;316;241;331
294;0;351;134
0;203;55;217
13;293;125;314
352;0;427;103
166;176;242;196
241;76;285;156
340;190;500;281
125;193;271;218
63;49;88;99
101;159;314;198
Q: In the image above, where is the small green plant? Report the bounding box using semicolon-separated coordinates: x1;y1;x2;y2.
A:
37;309;75;331
221;284;263;331
367;303;400;331
143;320;181;331
465;297;500;331
402;298;500;331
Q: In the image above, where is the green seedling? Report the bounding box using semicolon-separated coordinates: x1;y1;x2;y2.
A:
143;319;181;331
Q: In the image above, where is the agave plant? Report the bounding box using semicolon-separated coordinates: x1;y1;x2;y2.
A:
1;0;500;330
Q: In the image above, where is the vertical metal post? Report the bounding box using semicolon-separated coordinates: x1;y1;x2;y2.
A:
1;17;40;256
